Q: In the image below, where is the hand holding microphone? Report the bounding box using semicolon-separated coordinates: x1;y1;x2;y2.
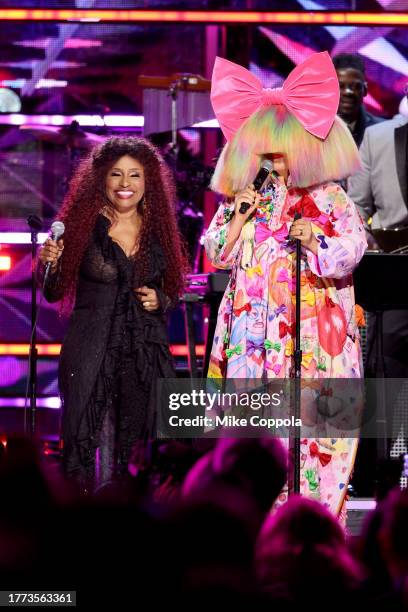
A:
39;221;65;279
233;186;261;222
233;159;275;222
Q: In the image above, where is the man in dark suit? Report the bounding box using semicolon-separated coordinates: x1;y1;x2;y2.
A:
333;53;383;147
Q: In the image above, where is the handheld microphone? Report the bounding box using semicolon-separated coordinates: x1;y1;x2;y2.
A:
239;159;274;214
44;221;65;279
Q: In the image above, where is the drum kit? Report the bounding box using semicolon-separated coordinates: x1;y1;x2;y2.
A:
20;120;105;150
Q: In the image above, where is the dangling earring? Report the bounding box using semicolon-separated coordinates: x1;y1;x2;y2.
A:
138;196;145;214
101;193;113;219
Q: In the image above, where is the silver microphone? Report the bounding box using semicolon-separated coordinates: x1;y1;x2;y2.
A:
44;221;65;279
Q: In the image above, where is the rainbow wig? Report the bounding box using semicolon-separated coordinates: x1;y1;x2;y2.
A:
211;105;361;197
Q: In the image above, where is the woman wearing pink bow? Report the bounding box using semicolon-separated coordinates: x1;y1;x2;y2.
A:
204;52;367;519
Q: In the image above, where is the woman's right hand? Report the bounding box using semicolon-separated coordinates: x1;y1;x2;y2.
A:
39;238;64;271
233;185;261;223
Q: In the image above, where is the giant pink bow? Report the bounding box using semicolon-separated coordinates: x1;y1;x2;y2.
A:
255;223;288;244
211;51;339;142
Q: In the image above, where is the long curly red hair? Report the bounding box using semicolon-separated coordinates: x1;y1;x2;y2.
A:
52;136;189;314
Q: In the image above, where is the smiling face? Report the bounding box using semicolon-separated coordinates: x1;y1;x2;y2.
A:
105;154;145;212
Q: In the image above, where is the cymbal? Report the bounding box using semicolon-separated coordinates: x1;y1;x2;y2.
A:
20;122;105;148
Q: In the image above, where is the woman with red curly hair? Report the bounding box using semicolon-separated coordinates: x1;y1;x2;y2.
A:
39;136;188;493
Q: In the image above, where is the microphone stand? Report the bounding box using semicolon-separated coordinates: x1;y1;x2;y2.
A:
292;211;303;494
26;215;43;438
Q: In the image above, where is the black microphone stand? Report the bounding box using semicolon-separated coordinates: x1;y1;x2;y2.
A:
292;211;303;494
26;215;43;438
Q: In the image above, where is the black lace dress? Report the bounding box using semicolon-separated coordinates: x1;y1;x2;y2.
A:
43;214;176;491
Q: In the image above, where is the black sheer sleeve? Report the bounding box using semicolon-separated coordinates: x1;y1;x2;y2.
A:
154;284;173;313
145;239;178;313
37;258;64;303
